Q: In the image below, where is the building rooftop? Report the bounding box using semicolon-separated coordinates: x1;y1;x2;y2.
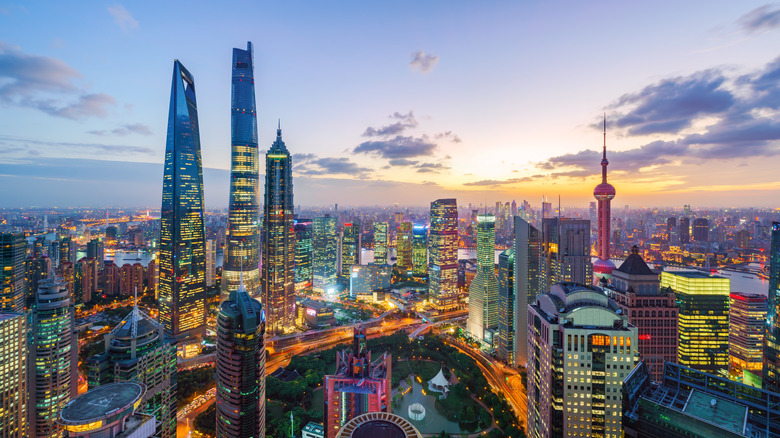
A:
60;382;145;424
615;247;655;276
664;270;724;279
683;389;747;436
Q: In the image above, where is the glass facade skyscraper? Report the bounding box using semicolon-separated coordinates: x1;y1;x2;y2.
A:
158;60;207;339
765;222;780;392
497;248;515;364
313;216;337;295
0;313;27;437
294;218;313;293
223;41;261;300
0;233;26;313
373;222;388;265
512;216;544;368
341;221;360;277
411;224;428;280
428;198;458;311
396;222;413;273
261;126;295;334
467;214;498;342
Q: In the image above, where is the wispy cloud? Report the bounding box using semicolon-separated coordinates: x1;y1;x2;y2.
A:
463;177;534;187
0;135;155;159
89;123;153;137
739;4;780;33
409;50;439;73
354;135;438;159
293;154;371;178
363;111;418;137
108;4;138;32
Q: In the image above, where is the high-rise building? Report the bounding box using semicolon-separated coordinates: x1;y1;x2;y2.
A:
679;217;690;244
396;222;413;273
373;222;388;265
593;117;616;283
87;299;177;438
101;260;119;296
603;246;677;382
428;198;458;311
119;263;144;296
158;60;207;339
58;235;75;266
147;258;158;298
261;125;295;334
57;382;156;438
313;216;337;295
0;313;27;437
216;278;266;438
661;271;730;377
205;239;216;288
223;42;261;299
75;257;99;304
86;238;104;262
341;221;361;277
294;218;314;293
692;218;709;242
467;214;498;342
766;222;780;392
497;249;515;364
527;283;638;438
511;216;544;368
349;264;391;297
324;327;391;438
57;261;75;300
30;276;77;438
25;256;51;305
729;292;766;387
1;233;26;312
411;224;428;280
542;217;592;287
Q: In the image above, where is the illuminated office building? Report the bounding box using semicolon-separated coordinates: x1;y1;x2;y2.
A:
0;313;27;437
206;239;216;288
87;300;177;438
261;125;295;334
58;236;76;266
86;238;104;261
25;256;51;306
428;198;458;310
729;292;766;387
223;41;261;299
661;271;730;377
411;224;428;280
679;217;690;244
373;222;388;265
30;276;77;438
396;222;413;273
497;249;515;364
349;264;391;297
603;246;677;383
692;218;709;242
527;283;637;438
216;278;266;438
467;214;498;342
158;59;207;339
767;222;780;392
75;257;99;304
313;216;337;295
324;327;391;438
542;217;592;288
0;232;26;312
511;216;544;368
341;221;361;277
295;218;313;293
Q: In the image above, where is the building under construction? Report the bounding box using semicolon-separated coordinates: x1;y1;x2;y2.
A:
323;327;391;438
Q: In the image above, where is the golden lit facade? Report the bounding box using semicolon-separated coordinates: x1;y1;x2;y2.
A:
729;292;766;386
661;271;730;377
428;198;458;310
0;313;27;437
396;222;413;273
373;222;388;265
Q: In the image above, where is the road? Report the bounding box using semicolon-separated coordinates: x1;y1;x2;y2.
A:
177;397;214;438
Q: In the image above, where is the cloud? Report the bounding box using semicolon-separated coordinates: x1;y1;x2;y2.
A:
388;158;419;166
354;135;437;159
294;154;371;177
0;135;155;159
436;131;462;143
463;177;534;187
409;51;439;73
0;42;116;119
108;4;138;32
89;123;153;136
739;4;780;33
363;111;418;137
415;162;450;173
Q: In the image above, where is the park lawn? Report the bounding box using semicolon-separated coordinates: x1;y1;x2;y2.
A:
310;387;324;415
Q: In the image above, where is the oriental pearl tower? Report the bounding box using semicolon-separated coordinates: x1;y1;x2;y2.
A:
593;115;616;283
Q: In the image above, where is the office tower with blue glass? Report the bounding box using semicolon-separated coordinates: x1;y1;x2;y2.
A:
262;125;295;334
0;233;26;312
467;214;498;343
341;221;361;277
765;222;780;392
295;218;313;293
313;216;338;295
223;42;261;300
0;313;27;437
428;198;458;311
411;224;428;280
158;60;207;339
373;222;388;265
512;216;544;368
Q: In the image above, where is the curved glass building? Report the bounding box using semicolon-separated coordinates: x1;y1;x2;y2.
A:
223;42;261;300
467;214;498;342
159;60;207;339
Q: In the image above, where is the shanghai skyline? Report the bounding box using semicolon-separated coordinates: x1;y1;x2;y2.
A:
1;1;780;208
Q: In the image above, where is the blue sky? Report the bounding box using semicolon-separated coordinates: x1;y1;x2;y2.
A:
1;1;780;208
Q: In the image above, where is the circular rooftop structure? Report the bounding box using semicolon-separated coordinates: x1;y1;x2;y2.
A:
336;412;423;438
59;382;145;434
594;182;616;199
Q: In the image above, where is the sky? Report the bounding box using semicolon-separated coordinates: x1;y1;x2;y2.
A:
1;1;779;209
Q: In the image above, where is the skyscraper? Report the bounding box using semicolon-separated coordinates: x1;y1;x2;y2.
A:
216;278;266;438
0;313;27;437
223;42;261;299
396;222;413;273
411;224;428;280
692;218;709;242
313;216;337;295
428;198;458;311
87;298;178;438
729;292;766;387
373;222;388;265
86;237;104;261
30;276;77;438
661;271;730;377
261;125;295;334
679;217;690;244
206;239;216;288
341;222;361;277
294;218;313;293
512;216;544;368
75;257;99;305
0;233;26;312
593;116;616;283
467;214;498;342
324;327;391;438
542;217;592;287
158;60;207;339
527;283;638;437
497;249;515;364
766;222;780;392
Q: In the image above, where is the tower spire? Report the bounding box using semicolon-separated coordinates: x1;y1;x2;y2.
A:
601;113;609;184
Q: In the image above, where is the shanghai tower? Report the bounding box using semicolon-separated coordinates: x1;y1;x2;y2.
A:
158;60;207;339
261;124;295;334
222;42;261;300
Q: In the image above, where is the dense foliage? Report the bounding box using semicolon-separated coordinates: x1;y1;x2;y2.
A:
177;365;215;405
